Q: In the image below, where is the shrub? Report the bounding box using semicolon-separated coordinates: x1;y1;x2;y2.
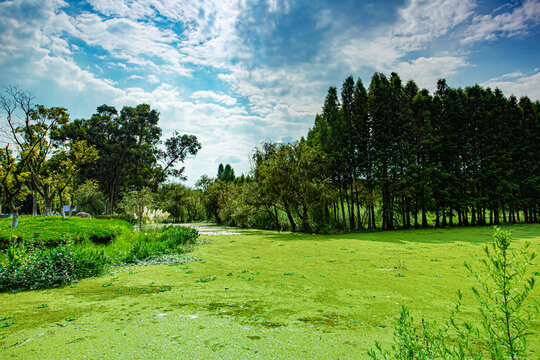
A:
120;226;198;264
0;240;111;292
0;243;77;292
74;179;107;215
0;225;199;292
73;244;110;279
95;214;133;223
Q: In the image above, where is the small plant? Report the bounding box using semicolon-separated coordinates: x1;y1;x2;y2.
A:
394;259;407;270
368;227;538;359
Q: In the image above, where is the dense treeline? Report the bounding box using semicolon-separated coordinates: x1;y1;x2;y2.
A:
307;73;539;230
200;72;539;232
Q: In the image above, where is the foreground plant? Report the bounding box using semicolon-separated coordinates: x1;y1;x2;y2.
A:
368;227;538;359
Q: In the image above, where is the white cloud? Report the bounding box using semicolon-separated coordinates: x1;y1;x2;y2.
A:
329;0;474;88
191;90;237;106
393;56;469;89
482;71;540;100
395;0;475;51
148;74;160;84
463;0;540;43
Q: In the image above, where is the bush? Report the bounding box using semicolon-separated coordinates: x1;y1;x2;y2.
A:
120;226;198;264
0;225;199;292
74;180;107;215
73;244;110;279
0;243;77;292
247;211;278;230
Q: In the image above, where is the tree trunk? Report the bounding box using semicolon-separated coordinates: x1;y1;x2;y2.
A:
355;183;362;229
421;206;428;228
9;202;19;228
349;182;355;229
69;193;74;218
283;202;296;232
32;189;37;216
60;191;65;219
339;186;346;228
442;208;447;227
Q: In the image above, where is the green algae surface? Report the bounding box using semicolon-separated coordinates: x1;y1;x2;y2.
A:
1;224;539;359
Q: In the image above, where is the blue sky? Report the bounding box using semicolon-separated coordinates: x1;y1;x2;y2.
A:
1;0;539;185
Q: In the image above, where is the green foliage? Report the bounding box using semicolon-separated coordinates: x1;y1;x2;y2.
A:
0;243;77;292
465;227;538;359
0;220;199;292
75;179;107;215
119;187;154;229
120;225;198;264
73;244;109;279
368;227;538;359
57;104;200;214
94;214;133;222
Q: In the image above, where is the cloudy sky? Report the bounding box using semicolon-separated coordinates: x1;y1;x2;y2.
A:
1;0;539;185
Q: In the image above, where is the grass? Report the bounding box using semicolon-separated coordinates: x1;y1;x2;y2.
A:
0;223;538;359
0;216;131;248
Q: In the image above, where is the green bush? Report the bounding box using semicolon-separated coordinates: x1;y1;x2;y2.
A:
0;224;199;292
120;226;198;264
0;243;77;292
73;245;110;279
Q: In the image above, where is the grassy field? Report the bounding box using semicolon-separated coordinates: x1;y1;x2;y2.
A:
0;216;131;248
1;224;539;359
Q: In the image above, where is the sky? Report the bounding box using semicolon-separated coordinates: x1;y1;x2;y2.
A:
1;0;539;186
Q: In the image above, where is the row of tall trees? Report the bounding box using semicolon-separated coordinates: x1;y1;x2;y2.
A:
307;73;539;230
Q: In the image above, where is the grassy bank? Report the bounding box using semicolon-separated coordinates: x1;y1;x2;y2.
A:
0;216;131;248
0;217;198;292
0;224;538;359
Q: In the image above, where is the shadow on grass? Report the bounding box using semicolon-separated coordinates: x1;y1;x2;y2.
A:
208;223;540;245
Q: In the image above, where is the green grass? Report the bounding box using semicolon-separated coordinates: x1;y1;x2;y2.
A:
0;224;538;359
0;216;131;248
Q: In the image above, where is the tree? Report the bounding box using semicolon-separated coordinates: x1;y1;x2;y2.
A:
0;86;67;226
119;187;154;230
368;73;395;230
159;183;188;222
155;132;201;184
74;179;107;215
58;104;200;213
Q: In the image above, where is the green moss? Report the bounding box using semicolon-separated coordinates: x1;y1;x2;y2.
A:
0;224;538;359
